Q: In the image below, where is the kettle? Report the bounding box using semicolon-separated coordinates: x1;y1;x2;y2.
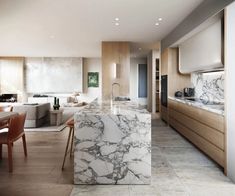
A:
175;91;183;97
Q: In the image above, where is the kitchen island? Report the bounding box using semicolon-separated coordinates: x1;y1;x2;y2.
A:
74;99;151;184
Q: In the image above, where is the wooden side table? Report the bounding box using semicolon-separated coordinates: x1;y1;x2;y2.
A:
50;109;63;126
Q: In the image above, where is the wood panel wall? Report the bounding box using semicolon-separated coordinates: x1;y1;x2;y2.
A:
168;48;191;97
0;57;24;102
102;42;130;100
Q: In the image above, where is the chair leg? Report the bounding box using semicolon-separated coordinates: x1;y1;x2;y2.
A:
22;134;27;157
7;143;13;172
62;127;72;170
70;127;74;158
0;144;2;159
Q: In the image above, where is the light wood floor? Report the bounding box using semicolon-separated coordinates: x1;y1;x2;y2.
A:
0;128;74;196
1;121;235;196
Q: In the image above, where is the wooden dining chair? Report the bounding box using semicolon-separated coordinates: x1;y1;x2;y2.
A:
0;106;13;112
0;113;27;172
0;106;13;130
62;118;74;170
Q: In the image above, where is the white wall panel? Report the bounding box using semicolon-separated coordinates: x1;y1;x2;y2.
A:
25;57;83;93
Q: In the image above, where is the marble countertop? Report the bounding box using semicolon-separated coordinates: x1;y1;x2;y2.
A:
169;96;224;116
76;98;149;116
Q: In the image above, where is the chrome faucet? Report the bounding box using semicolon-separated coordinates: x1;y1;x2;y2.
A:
111;82;120;100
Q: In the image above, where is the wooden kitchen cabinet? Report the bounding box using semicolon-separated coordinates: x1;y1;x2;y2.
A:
160;48;190;123
161;49;169;76
169;99;225;168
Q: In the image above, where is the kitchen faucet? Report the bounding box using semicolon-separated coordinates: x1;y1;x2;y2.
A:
111;82;120;100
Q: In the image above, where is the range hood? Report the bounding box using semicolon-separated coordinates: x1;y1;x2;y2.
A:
179;17;224;74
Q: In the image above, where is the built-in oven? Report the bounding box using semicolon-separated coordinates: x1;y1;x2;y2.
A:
161;75;167;107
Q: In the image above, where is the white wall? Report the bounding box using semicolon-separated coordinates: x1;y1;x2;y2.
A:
25;57;83;93
225;2;235;182
130;57;147;104
26;57;102;103
82;58;102;101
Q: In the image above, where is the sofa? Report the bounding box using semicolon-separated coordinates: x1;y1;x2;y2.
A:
13;103;50;128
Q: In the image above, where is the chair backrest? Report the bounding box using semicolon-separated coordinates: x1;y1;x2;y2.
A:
8;113;26;141
0;105;13;112
66;119;74;128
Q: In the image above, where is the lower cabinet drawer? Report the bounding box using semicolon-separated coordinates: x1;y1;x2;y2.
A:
169;117;225;167
169;108;224;150
168;99;225;168
169;99;224;133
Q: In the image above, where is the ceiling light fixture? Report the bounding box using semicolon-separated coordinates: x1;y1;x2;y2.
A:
155;22;159;26
115;18;119;21
158;17;162;21
139;47;142;50
115;22;119;26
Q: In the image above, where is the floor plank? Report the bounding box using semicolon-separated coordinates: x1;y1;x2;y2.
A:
0;120;234;196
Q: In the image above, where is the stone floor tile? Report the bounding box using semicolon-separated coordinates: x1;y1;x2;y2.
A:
71;185;130;196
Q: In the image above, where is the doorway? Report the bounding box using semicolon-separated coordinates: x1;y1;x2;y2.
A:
138;64;147;98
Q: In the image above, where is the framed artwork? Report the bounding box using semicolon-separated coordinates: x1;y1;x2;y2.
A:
88;72;99;87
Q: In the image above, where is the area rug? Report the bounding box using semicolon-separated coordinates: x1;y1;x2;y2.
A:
24;124;67;132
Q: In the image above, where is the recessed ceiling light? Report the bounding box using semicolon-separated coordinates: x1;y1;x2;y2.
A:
115;22;119;26
158;17;162;21
115;18;119;21
155;22;159;26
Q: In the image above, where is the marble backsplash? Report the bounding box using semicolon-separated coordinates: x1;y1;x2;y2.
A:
191;71;224;104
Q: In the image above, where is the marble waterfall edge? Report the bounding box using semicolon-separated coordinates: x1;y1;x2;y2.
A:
74;100;151;184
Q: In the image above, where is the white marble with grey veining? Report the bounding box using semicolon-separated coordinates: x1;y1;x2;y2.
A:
191;71;224;104
74;99;151;184
70;119;235;196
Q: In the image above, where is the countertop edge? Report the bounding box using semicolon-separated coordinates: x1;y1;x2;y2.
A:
168;96;224;116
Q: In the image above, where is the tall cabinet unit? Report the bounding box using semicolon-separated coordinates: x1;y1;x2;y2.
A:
147;50;160;113
160;49;169;122
160;48;191;122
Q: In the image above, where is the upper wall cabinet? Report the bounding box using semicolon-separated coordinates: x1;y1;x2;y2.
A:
179;17;224;73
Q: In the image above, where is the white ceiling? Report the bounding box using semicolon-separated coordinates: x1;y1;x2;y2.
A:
0;0;203;57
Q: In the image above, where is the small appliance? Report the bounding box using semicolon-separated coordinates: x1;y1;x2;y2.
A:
175;91;183;98
183;88;195;97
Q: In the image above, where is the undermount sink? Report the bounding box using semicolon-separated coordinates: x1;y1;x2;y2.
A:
184;97;199;102
183;97;224;110
114;96;131;101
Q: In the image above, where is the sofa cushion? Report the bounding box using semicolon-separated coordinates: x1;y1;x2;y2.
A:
13;103;50;120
